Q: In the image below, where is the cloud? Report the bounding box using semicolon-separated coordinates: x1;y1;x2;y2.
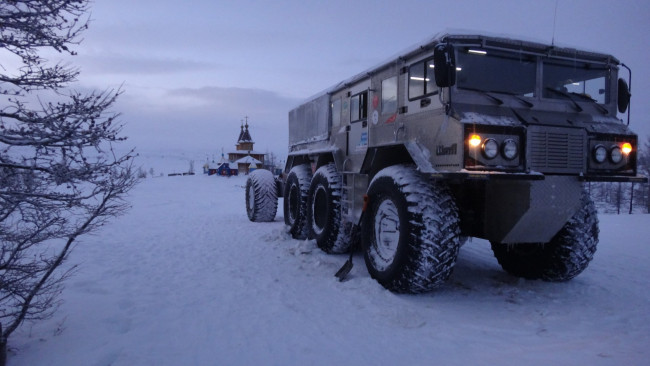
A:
164;86;297;112
77;53;216;75
114;86;299;160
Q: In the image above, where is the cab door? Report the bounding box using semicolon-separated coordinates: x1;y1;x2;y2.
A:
346;81;371;171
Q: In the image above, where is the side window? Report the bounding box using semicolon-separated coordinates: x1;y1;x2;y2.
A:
408;62;425;99
350;91;368;122
350;94;359;122
425;59;436;95
360;92;367;119
331;98;341;127
408;58;438;100
381;76;398;114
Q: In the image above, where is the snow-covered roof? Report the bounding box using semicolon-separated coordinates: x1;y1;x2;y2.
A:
207;162;232;170
297;29;619;106
228;150;265;156
234;156;262;165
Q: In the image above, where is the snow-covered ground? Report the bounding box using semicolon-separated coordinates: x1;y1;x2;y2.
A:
8;174;650;366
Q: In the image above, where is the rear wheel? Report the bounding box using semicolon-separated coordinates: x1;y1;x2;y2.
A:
307;163;350;253
283;164;312;239
245;169;278;222
362;165;461;293
491;190;599;281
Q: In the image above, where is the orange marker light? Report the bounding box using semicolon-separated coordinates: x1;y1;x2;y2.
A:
622;142;632;155
469;134;482;147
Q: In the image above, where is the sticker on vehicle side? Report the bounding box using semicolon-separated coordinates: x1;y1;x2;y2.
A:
356;132;368;151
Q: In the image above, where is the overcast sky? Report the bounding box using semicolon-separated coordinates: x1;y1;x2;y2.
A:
62;0;650;161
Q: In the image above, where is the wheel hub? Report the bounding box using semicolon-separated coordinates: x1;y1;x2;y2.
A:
371;199;400;271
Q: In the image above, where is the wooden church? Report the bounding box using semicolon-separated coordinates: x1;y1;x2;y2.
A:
203;117;266;176
227;118;265;175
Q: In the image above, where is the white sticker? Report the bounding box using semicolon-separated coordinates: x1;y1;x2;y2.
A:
372;110;379;125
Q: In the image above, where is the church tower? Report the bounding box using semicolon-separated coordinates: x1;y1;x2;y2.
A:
227;116;266;174
237;119;254;151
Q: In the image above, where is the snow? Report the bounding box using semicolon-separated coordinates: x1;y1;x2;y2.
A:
233;155;262;165
461;111;521;126
8;174;650;366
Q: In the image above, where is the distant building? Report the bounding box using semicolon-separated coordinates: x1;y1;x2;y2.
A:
204;151;238;176
228;117;265;175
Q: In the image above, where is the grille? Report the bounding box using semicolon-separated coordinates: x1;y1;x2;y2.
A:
528;127;585;173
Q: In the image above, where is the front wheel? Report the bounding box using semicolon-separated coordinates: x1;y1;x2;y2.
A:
491;190;599;281
362;165;461;293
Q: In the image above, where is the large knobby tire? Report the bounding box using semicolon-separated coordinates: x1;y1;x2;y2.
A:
283;164;312;239
245;169;278;222
491;190;599;281
362;165;461;293
307;163;351;253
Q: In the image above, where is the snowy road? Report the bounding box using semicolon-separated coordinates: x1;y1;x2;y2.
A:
9;175;650;366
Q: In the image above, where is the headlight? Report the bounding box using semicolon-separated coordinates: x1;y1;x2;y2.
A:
482;138;498;159
593;145;607;163
502;139;518;160
621;142;632;155
469;134;482;147
610;145;622;163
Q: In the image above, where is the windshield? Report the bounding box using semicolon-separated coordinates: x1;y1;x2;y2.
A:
456;49;536;96
542;61;609;104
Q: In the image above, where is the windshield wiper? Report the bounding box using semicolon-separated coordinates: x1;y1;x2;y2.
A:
544;87;583;112
460;87;503;105
568;92;609;115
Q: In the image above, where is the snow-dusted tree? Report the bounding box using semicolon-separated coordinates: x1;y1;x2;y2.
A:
0;1;137;363
638;136;650;213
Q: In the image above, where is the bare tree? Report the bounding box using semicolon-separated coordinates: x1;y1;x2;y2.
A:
588;137;649;214
0;1;137;364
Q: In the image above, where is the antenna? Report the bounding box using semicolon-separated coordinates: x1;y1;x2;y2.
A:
551;0;559;45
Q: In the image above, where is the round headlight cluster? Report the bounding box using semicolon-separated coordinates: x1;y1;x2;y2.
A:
482;139;499;159
502;139;519;160
593;145;607;163
610;146;623;163
592;144;629;164
482;138;518;160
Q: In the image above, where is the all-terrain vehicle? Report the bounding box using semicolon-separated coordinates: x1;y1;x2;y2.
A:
246;32;646;293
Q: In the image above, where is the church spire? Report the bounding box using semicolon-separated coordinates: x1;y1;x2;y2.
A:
237;120;245;142
239;116;253;143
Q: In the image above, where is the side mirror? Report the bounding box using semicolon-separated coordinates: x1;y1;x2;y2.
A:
617;78;631;113
433;43;456;88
